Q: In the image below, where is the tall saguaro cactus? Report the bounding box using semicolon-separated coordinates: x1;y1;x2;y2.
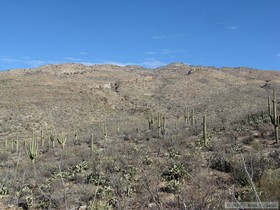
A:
161;114;166;138
268;89;279;143
148;112;154;131
184;106;189;126
26;132;38;165
203;115;208;145
156;113;166;138
103;123;108;141
157;112;162;137
57;131;67;149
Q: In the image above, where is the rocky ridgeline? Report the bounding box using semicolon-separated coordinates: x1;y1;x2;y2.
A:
2;63;150;76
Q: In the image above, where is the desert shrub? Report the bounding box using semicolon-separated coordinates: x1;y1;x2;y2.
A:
52;170;75;181
88;200;113;210
103;158;121;174
258;169;280;201
269;150;280;168
251;141;262;151
0;151;10;163
162;179;181;193
256;123;272;138
187;125;201;136
178;174;227;210
242;134;254;145
39;161;58;178
96;185;113;199
231;154;274;186
16;185;34;209
0;185;9;197
69;161;89;174
121;165;138;182
37;195;59;209
161;163;186;193
209;153;232;173
85;173;110;186
166;147;180;159
142;155;153;165
161;163;186;182
230;142;246;153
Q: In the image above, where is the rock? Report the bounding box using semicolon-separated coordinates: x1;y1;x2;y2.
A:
78;205;87;210
147;203;157;208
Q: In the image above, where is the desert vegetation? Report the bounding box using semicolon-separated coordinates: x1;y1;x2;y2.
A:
0;63;280;209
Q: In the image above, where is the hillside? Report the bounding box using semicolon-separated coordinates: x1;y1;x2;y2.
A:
1;63;279;136
0;63;280;209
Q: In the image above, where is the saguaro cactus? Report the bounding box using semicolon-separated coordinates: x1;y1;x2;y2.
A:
103;123;108;141
57;131;67;149
158;113;162;137
26;132;38;164
91;133;94;154
184;106;190;126
268;89;279;143
16;134;19;153
191;108;195;126
148;112;154;131
203;115;208;145
161;114;166;137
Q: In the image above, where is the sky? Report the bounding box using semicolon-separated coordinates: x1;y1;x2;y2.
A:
0;0;280;71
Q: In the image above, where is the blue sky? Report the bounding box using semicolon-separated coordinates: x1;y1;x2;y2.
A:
0;0;280;70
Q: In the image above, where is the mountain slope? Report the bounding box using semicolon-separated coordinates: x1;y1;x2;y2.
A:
0;63;279;137
0;63;280;209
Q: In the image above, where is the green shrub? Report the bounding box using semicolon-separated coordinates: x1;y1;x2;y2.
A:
161;163;186;181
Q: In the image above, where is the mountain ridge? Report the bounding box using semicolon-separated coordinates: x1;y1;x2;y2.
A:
1;61;278;75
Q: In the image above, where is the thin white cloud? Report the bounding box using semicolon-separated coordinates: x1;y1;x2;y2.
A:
102;61;127;66
175;33;185;38
0;56;46;67
25;59;46;66
153;33;186;39
153;34;168;39
64;57;83;61
98;58;166;68
80;62;95;66
0;57;21;64
98;60;135;66
226;25;239;30
141;58;166;68
276;53;280;58
0;56;166;69
145;49;186;55
145;51;157;55
162;49;171;55
79;52;87;55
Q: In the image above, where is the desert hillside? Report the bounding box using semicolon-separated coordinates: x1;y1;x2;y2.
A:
0;63;279;209
1;63;279;136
